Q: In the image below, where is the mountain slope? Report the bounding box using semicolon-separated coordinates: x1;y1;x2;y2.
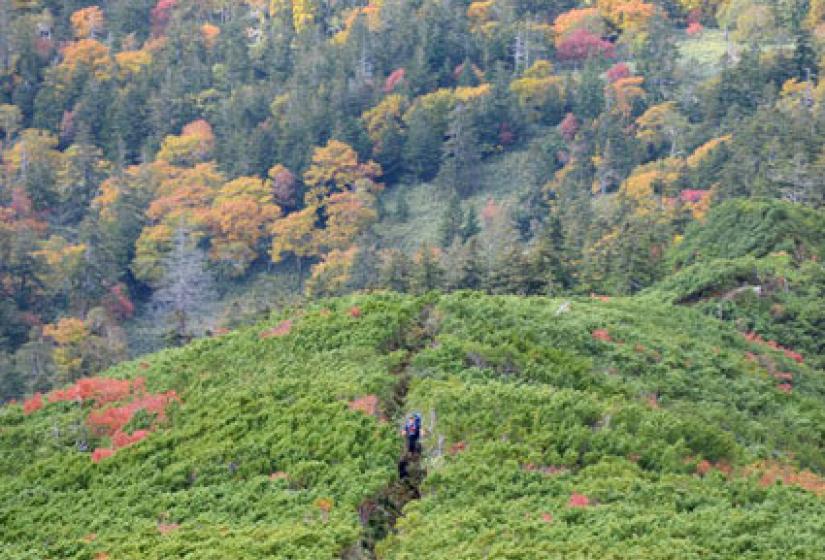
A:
3;293;825;558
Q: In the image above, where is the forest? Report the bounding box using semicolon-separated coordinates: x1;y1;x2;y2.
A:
1;0;823;400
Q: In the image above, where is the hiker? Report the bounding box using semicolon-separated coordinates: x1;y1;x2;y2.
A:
401;413;423;454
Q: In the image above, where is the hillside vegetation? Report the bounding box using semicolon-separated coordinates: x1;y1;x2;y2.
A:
4;291;825;558
3;0;825;402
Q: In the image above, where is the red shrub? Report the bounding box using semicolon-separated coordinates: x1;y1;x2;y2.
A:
91;448;114;463
696;460;712;476
448;441;467;455
777;383;793;394
111;429;150;449
260;319;293;339
87;391;178;435
606;62;631;83
348;395;380;417
383;68;405;93
557;29;615;62
348;306;362;318
680;189;709;203
568;492;591;508
157;523;180;535
560;113;580;141
23;393;43;415
591;329;612;343
686;22;703;36
541;512;554;523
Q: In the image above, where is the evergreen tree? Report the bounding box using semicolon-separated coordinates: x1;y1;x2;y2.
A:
150;228;217;346
439;103;482;195
461;206;481;241
438;192;464;247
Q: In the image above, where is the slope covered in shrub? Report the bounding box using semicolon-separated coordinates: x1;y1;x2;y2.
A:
3;292;825;558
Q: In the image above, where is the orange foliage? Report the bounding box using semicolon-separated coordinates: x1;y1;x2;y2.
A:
348;395;380;417
60;39;112;80
201;23;221;48
71;6;105;39
259;319;293;339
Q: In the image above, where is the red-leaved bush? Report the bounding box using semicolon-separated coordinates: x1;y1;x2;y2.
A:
91;448;114;463
557;29;615;62
591;329;612;343
87;391;178;436
384;68;405;93
743;332;804;363
49;377;136;405
260;319;293;339
568;492;591;508
680;189;709;204
23;393;44;415
606;62;631;83
686;22;703;36
111;429;150;449
559;113;579;141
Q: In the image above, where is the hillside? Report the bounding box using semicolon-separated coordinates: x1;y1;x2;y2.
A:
4;292;825;558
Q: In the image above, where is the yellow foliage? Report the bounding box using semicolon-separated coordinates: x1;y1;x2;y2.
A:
156;120;215;165
114;50;152;79
270;206;319;262
686;135;732;168
70;6;105;39
553;8;604;43
59;39;112;80
361;94;408;150
305;246;358;297
598;0;656;32
607;76;645;118
510;72;564;122
454;84;492;103
303;140;382;205
43;317;88;346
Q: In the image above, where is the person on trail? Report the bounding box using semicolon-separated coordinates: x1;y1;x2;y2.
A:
401;413;423;454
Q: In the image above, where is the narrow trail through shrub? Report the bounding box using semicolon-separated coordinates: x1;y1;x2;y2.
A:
355;305;436;557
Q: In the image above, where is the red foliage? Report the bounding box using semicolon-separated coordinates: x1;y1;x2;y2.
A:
104;284;135;319
743;332;804;363
696;459;712;476
557;29;615;62
157;523;180;535
559;113;580;141
151;0;176;36
383;68;406;93
680;189;709;203
568;492;591;508
686;22;703;36
591;329;612;343
541;512;554;523
23;393;44;415
448;441;467;455
91;448;114;463
590;293;611;302
777;383;793;394
498;122;515;146
753;461;825;496
348;395;380;417
111;429;150;449
260;319;293;339
86;391;178;435
48;377;135;405
606;62;631;83
348;306;362;318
